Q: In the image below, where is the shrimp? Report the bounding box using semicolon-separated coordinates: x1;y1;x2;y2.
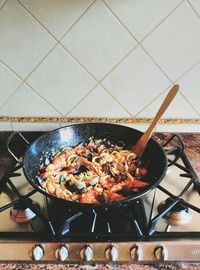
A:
39;138;150;204
79;190;99;203
78;156;102;176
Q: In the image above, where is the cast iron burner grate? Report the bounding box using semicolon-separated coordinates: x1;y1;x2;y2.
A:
46;199;147;241
0;133;200;242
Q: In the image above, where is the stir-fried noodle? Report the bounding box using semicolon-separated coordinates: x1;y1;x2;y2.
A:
37;138;149;204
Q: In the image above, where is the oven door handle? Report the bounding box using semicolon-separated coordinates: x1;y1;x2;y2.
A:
7;132;30;165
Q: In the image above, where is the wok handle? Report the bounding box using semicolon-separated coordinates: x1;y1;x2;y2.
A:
7;132;30;165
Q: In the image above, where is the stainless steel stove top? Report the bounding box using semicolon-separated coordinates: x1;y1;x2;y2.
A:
0;134;200;263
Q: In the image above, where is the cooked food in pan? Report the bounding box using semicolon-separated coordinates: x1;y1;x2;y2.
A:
37;138;149;204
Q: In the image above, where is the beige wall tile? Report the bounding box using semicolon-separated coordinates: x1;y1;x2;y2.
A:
0;62;22;108
137;91;200;118
0;0;55;79
0;0;6;8
61;0;136;80
102;46;170;116
68;85;130;117
177;63;200;116
27;44;96;115
142;2;200;81
104;0;182;41
0;84;60;117
19;0;94;39
189;0;200;17
0;0;200;123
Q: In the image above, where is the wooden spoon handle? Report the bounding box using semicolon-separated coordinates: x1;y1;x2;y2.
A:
133;84;179;157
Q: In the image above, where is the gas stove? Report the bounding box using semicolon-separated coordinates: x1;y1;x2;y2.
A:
0;132;200;263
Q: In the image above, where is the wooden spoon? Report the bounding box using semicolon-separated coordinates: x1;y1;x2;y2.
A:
133;84;179;157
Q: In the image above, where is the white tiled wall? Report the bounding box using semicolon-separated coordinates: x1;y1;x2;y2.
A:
0;0;200;131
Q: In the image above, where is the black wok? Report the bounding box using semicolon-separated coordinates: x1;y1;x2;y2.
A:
8;123;168;209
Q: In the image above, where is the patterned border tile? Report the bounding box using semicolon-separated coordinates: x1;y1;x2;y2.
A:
0;116;200;124
0;117;10;122
109;118;200;124
11;117;60;123
60;117;108;123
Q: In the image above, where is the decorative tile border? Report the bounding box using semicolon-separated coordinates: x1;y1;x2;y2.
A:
109;118;200;124
11;117;60;123
60;117;108;123
0;117;10;122
0;116;200;124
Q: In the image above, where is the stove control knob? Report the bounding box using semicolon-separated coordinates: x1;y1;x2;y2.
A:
32;245;44;261
80;246;94;261
130;246;143;261
154;246;168;261
105;245;118;261
56;245;69;261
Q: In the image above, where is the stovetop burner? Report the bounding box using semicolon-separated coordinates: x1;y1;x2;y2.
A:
47;200;147;239
0;132;200;262
157;197;193;226
10;199;40;223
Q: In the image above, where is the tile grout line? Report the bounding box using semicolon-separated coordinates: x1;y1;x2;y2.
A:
174;59;200;83
0;81;23;112
100;0;138;43
17;0;96;42
16;0;101;113
133;86;173;118
101;0;200;118
57;43;140;117
22;42;58;84
58;42;99;82
102;0;184;45
58;0;96;41
16;0;63;83
2;0;200;122
138;0;185;43
0;59;63;116
0;60;24;111
2;0;170;118
0;0;7;10
64;83;99;116
101;0;176;83
99;83;133;117
0;62;63;117
139;44;173;83
186;0;200;19
173;59;200;116
100;54;200;119
1;0;100;118
17;0;98;84
179;92;200;117
16;0;116;118
98;44;139;82
0;40;136;119
0;0;61;114
100;0;177;114
17;0;141;117
24;81;63;116
0;59;24;81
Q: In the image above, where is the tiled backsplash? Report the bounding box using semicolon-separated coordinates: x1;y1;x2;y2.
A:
0;0;200;132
